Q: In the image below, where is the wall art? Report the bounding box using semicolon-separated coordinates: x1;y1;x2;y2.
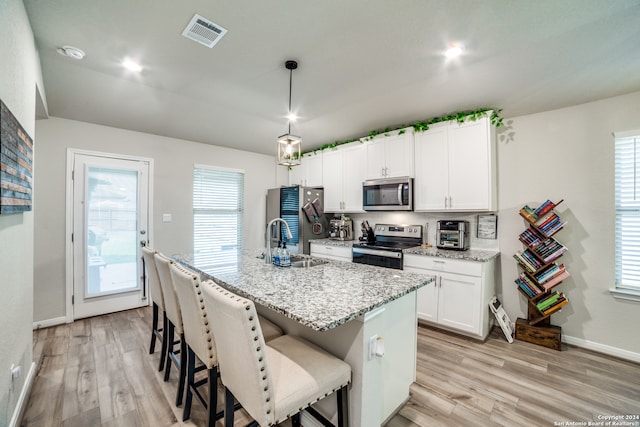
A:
1;100;33;215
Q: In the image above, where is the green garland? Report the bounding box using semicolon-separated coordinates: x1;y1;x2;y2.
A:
301;108;503;157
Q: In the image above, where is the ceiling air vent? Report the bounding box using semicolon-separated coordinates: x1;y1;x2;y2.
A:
181;14;228;48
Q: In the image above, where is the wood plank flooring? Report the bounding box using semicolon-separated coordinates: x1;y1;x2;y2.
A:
23;308;640;426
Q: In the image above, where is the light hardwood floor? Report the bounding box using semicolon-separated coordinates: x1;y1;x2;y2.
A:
23;307;640;426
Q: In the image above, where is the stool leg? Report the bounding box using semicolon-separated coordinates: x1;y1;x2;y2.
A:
176;333;186;406
183;347;195;422
158;312;168;371
224;387;235;427
292;413;301;427
337;385;349;427
149;302;158;354
207;366;218;427
164;321;174;382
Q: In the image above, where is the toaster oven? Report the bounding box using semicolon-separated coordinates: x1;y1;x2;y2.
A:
436;220;470;251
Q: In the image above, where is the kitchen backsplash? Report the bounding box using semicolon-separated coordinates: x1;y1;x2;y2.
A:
337;211;500;251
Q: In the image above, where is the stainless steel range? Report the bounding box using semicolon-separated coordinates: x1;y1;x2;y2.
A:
352;223;423;270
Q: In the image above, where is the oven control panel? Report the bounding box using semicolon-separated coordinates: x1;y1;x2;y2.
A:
374;224;423;239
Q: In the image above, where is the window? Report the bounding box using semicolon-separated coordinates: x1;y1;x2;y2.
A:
193;165;244;273
613;130;640;301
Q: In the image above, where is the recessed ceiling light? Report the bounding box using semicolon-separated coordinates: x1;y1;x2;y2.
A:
122;59;142;72
56;45;85;60
444;44;463;58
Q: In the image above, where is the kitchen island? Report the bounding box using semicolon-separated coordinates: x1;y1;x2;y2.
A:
173;249;433;427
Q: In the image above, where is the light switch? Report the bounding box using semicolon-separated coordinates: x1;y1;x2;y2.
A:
162;213;172;223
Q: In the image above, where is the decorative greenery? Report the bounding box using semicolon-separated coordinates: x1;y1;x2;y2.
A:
300;107;503;157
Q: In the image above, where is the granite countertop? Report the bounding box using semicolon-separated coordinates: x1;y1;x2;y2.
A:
173;249;433;332
403;247;500;262
310;238;358;248
312;238;499;262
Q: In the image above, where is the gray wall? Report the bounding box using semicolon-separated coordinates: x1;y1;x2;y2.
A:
0;0;46;424
497;91;640;357
33;117;287;323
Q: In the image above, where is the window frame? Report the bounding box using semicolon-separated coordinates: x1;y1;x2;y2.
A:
192;164;245;273
611;129;640;302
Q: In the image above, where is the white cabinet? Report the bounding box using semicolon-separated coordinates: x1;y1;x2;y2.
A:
310;243;352;262
364;129;414;179
289;153;323;187
322;142;366;212
404;254;495;339
414;116;496;211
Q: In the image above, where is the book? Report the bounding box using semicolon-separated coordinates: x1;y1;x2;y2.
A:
534;200;556;217
542;298;568;315
513;253;537;273
541;270;570;290
537;291;562;310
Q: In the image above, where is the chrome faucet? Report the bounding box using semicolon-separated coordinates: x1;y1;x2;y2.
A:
265;218;293;264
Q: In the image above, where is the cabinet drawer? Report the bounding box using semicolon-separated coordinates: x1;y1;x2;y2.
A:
310;243;352;261
404;254;482;277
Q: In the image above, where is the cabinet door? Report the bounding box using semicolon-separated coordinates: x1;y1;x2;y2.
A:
342;144;366;212
448;118;495;211
289;157;307;186
322;149;344;212
365;138;387;179
437;271;482;335
304;154;323;187
414;127;449;210
384;133;414;178
416;274;439;322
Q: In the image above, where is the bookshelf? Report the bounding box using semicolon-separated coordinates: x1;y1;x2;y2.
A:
513;199;569;350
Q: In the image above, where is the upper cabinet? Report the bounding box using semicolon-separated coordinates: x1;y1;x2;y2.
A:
364;128;414;179
323;142;366;212
289;153;323;187
414;116;496;211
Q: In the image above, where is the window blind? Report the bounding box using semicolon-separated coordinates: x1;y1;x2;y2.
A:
615;134;640;290
193;166;244;273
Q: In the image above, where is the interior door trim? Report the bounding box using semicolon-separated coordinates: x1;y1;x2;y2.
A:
65;148;154;323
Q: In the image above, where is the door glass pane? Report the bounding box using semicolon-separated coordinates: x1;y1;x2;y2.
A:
86;167;139;297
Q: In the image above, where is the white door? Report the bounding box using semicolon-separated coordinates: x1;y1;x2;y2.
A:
71;152;151;319
448;119;492;210
322;149;344;212
342;143;367;212
414;126;449;210
437;272;482;335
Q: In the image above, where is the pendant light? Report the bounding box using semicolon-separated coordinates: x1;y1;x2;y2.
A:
277;60;302;167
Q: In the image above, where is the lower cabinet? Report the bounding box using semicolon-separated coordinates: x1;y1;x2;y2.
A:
404;254;495;340
310;242;352;262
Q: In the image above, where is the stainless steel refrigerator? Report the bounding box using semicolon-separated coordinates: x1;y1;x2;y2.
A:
266;186;328;254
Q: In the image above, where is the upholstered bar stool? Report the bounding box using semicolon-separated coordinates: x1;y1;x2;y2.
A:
169;262;285;426
201;280;351;427
141;246;167;372
154;252;187;407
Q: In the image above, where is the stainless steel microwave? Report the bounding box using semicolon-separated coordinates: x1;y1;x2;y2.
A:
362;177;413;211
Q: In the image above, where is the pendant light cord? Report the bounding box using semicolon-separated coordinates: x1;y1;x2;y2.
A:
288;66;293;135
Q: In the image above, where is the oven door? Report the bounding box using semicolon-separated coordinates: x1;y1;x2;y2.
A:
352;247;403;270
362;177;413;211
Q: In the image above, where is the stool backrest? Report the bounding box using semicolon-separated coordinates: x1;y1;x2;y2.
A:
142;246;164;310
201;280;275;426
154;253;183;334
169;263;217;369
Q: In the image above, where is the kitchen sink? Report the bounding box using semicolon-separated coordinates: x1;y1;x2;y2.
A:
290;255;329;268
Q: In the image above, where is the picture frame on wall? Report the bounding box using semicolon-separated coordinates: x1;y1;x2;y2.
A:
0;99;33;215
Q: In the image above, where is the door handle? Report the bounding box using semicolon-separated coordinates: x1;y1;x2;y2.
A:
398;184;403;206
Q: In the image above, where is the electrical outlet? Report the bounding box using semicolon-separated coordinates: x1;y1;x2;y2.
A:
368;335;378;361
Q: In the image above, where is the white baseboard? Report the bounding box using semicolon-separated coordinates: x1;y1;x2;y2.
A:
32;316;67;330
563;334;640;364
9;361;36;427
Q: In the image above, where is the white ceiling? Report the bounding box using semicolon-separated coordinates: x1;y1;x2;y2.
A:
24;0;640;156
